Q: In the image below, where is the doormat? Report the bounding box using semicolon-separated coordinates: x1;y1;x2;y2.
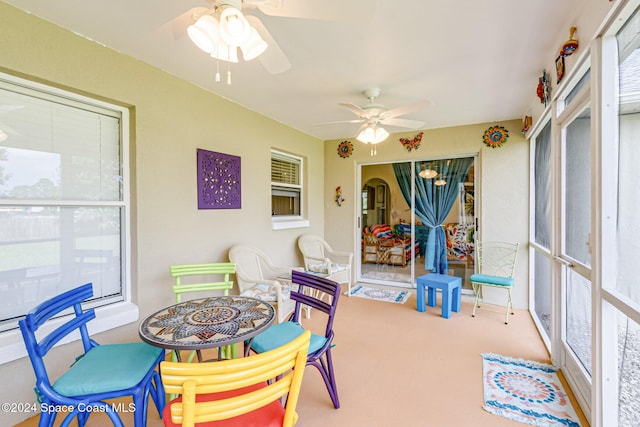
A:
345;285;411;304
482;353;581;427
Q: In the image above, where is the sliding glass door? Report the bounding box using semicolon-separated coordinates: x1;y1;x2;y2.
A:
358;157;476;289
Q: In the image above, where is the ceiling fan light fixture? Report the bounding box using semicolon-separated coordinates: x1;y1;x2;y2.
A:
419;169;438;179
187;14;220;54
219;6;251;46
357;123;389;144
240;27;268;60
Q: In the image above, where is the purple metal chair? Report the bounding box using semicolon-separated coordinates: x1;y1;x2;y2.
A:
247;270;342;408
19;283;165;427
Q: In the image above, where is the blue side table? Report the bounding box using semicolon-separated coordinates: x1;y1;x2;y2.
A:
416;273;462;318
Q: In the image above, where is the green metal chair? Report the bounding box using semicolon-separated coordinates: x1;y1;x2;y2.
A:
169;262;237;361
470;241;519;324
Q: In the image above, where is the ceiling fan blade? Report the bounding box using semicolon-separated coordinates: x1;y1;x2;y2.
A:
249;0;373;22
383;100;431;119
380;117;426;129
313;118;364;126
245;15;291;74
165;7;208;40
0;122;21;137
339;103;368;118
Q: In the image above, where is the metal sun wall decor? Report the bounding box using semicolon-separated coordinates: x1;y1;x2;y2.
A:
536;70;550;106
483;126;509;148
399;131;424;151
337;140;353;158
197;148;241;209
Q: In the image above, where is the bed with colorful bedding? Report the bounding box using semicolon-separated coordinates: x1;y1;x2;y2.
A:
362;224;420;267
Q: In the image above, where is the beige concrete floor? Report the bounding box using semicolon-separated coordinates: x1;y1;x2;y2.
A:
15;286;589;426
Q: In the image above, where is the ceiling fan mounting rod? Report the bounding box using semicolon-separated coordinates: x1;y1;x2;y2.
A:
363;87;381;102
206;0;242;12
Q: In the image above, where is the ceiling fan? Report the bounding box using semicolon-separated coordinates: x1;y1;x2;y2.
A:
173;0;369;75
171;0;290;75
315;88;430;143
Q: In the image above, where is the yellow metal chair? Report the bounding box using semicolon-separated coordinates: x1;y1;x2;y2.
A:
160;330;311;427
470;241;519;324
170;262;236;361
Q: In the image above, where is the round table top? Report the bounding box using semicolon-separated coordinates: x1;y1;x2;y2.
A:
139;295;275;351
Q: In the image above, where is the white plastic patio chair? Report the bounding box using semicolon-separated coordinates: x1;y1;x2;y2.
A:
297;234;353;296
228;245;299;323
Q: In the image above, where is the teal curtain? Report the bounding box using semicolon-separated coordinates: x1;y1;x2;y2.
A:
393;158;473;274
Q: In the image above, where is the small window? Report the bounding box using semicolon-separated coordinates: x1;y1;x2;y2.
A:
271;150;302;216
270;150;308;230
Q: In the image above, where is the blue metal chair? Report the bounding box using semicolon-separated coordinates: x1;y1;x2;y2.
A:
19;283;165;427
247;270;342;409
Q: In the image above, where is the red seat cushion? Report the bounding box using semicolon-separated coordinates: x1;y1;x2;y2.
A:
162;382;285;427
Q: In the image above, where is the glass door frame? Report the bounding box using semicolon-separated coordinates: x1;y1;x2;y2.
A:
553;65;593;415
356;155;478;290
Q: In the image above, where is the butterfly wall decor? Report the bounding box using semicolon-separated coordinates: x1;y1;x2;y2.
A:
399;131;424;151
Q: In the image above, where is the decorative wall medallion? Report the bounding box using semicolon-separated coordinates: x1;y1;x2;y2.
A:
197;148;241;209
483;126;509;148
399;131;424;151
337;140;353;158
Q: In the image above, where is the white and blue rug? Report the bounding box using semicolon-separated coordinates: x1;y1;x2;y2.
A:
345;285;411;304
482;353;581;427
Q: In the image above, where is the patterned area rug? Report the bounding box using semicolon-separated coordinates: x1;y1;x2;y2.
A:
482;353;581;427
345;285;411;304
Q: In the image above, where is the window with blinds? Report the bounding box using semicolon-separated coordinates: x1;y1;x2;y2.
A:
271;150;302;216
0;72;129;332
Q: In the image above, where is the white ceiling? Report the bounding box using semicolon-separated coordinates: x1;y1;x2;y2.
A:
3;0;579;141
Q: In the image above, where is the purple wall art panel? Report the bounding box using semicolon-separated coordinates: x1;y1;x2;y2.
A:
197;148;241;209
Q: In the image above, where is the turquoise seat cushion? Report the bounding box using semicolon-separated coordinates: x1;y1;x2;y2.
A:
469;273;514;287
53;342;162;396
251;322;326;355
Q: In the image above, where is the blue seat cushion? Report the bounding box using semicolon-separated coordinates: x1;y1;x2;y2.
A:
53;342;162;396
251;322;326;355
469;273;514;287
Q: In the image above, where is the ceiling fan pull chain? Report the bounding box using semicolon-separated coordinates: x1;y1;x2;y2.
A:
226;46;232;85
215;57;221;83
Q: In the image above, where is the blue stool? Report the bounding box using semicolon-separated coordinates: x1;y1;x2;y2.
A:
416;273;462;318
